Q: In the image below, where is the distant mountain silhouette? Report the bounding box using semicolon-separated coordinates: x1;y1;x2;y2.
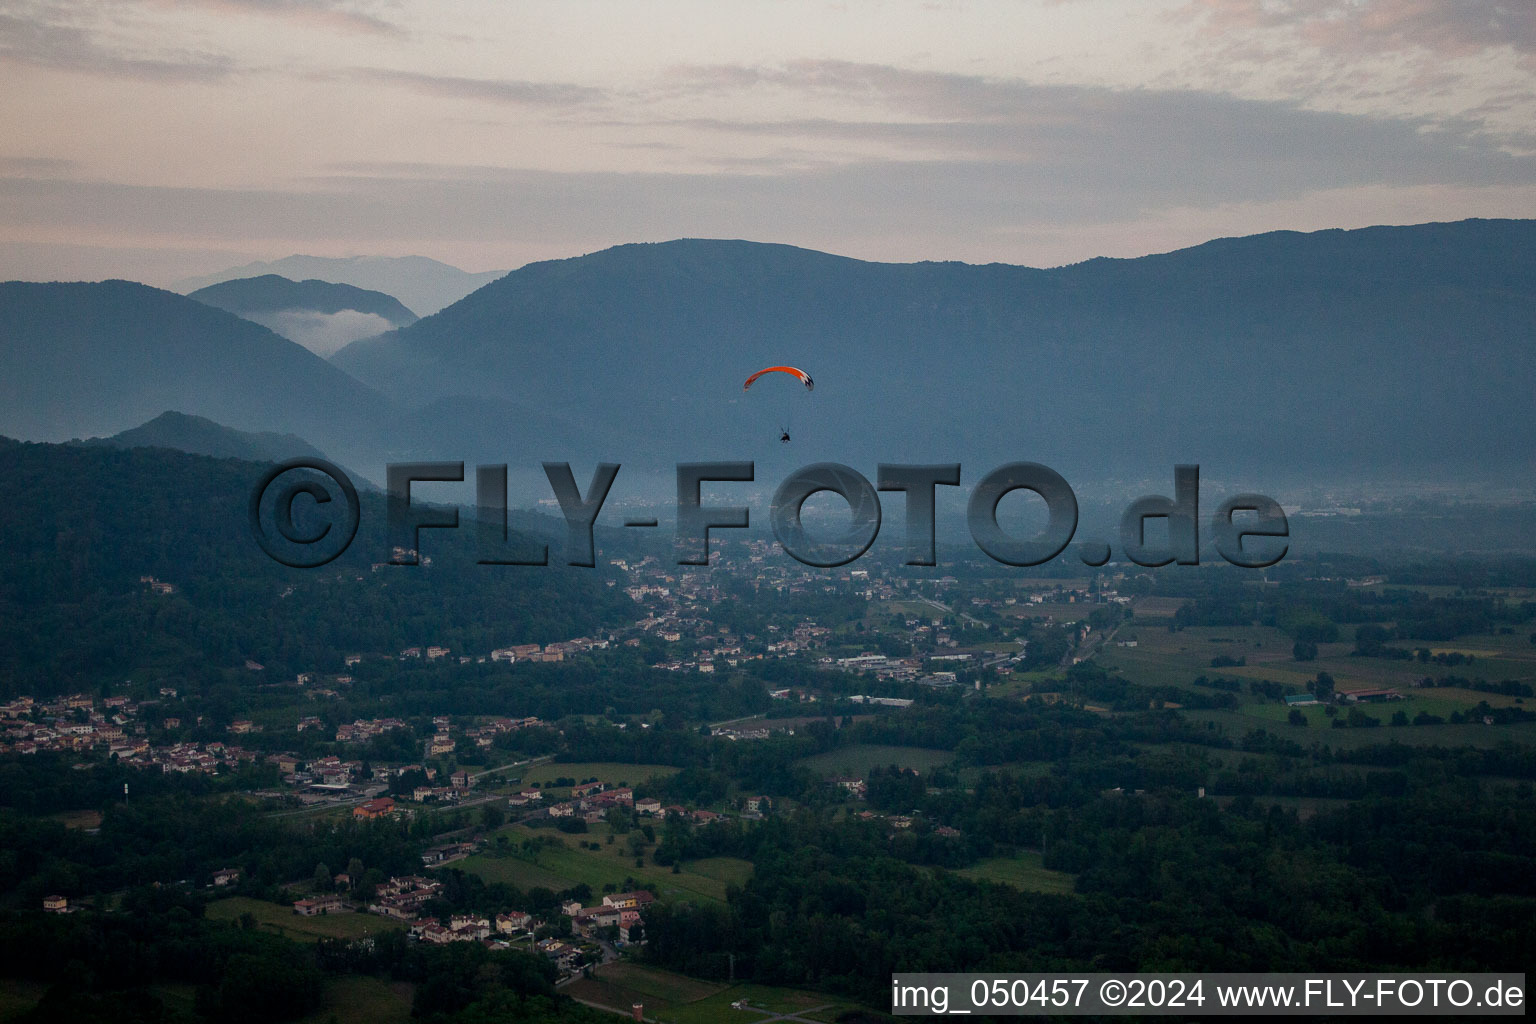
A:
175;255;505;317
0;280;389;469
188;274;418;357
84;411;326;463
331;220;1536;482
189;274;417;325
7;222;1533;492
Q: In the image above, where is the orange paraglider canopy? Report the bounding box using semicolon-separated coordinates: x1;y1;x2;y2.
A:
743;365;813;391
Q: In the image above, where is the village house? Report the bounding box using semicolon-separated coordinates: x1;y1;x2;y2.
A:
448;914;491;939
292;894;345;916
495;911;533;934
602;891;656;911
353;796;395;820
421;841;476;866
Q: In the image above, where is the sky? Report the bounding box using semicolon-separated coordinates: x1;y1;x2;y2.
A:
0;0;1532;283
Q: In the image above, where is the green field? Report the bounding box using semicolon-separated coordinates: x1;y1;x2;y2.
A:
1095;625;1296;692
515;762;680;789
206;895;408;943
564;962;861;1024
954;851;1076;895
458;825;752;904
796;744;954;779
1099;620;1529;693
1092;621;1536;736
1185;709;1536;750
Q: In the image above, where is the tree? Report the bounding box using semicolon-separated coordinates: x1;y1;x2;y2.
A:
313;862;331;891
1287;709;1308;727
482;804;505;830
1293;640;1318;662
1314;672;1335;703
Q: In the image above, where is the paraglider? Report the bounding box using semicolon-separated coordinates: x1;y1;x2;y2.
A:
743;366;813;392
743;365;813;443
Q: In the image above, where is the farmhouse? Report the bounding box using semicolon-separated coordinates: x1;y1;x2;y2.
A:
293;894;345;916
353;797;395;819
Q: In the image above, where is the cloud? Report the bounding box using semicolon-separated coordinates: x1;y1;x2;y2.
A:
0;56;1529;271
1187;0;1536;58
647;61;1536;173
351;68;608;108
0;4;236;80
1;92;1530;254
245;308;395;357
1167;0;1536;145
150;0;401;35
0;155;76;176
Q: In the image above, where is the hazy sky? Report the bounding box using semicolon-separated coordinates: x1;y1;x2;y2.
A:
1;0;1532;283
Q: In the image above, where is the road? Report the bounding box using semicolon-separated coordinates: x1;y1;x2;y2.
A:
264;754;554;819
917;596;984;627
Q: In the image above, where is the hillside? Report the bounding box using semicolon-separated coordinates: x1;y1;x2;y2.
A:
187;274;418;356
0;438;628;695
175;254;506;317
85;411;326;463
332;220;1536;481
0;280;391;468
188;275;417;326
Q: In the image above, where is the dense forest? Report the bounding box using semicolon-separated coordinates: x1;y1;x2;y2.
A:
0;441;631;694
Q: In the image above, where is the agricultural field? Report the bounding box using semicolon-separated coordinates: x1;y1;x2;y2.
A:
954;851;1076;895
796;744;954;779
1095;625;1295;691
564;962;864;1024
484;762;680;798
1185;709;1536;750
206;896;408;943
47;809;102;830
1001;601;1093;623
1099;623;1534;702
457;824;752;904
988;668;1064;699
1129;596;1190;620
518;762;680;789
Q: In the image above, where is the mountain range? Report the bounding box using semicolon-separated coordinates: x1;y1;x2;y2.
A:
188;275;418;357
82;410;326;463
3;220;1532;496
331;219;1536;483
174;254;506;317
0;279;388;467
